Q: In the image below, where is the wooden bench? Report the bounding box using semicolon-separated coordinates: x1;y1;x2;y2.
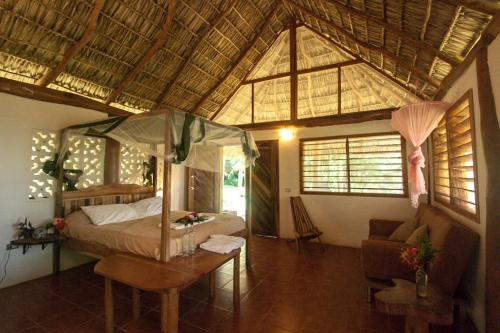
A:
94;249;241;333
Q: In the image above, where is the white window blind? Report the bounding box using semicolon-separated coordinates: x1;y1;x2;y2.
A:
301;133;407;196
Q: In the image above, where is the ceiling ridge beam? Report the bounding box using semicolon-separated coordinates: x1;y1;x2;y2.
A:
324;0;460;66
303;24;428;100
154;0;237;109
285;0;441;88
36;0;105;87
104;0;177;105
191;4;280;117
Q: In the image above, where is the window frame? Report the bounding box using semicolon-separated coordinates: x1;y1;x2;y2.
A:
300;131;408;198
432;89;480;222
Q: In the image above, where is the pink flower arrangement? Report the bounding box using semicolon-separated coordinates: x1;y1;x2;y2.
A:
52;218;66;231
400;234;442;271
175;212;208;226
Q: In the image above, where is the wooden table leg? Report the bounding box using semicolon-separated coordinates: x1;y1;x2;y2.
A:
132;288;141;320
160;292;168;333
105;278;114;333
209;270;216;300
52;240;61;274
405;315;429;333
233;253;240;311
245;238;251;267
167;288;179;333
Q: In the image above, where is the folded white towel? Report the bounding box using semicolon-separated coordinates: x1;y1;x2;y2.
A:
200;236;245;254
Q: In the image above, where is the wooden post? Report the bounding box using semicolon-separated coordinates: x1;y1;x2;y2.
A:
167;289;179;333
104;278;114;333
245;163;253;266
290;18;298;121
52;239;61;274
104;138;120;185
160;112;172;262
476;45;500;333
233;252;240;311
132;288;141;320
54;131;66;218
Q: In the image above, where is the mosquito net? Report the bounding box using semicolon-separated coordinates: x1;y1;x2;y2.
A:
57;110;259;173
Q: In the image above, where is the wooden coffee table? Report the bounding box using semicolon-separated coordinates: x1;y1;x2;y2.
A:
375;279;453;333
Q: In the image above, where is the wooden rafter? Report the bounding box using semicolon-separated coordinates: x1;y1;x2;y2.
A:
192;4;280;116
434;13;500;99
104;0;177;105
0;77;130;116
36;0;105;87
323;0;461;66
154;0;237;109
285;0;441;88
304;25;427;100
440;0;500;15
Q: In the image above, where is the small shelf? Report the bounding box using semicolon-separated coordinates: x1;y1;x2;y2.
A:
10;234;66;254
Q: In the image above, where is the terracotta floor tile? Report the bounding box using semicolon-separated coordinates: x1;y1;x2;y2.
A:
0;236;477;333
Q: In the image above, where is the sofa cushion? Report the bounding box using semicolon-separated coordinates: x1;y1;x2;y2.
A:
405;224;428;245
388;219;417;242
369;235;389;241
417;204;452;247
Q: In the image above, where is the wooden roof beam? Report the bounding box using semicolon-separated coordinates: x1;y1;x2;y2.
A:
323;0;460;66
440;0;500;15
192;4;280;116
154;0;237;109
104;0;177;105
285;0;441;88
36;0;105;87
0;77;130;116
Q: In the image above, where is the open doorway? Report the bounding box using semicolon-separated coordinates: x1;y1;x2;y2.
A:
222;146;246;218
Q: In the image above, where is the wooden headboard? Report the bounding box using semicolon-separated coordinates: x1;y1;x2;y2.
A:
61;184;156;217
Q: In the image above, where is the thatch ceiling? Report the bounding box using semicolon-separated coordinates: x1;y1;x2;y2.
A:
0;0;498;117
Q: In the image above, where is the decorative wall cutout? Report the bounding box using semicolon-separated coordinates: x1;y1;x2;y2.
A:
120;144;148;185
29;130;58;199
65;135;105;188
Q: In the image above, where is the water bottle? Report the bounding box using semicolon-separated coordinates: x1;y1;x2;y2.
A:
188;224;196;255
182;227;190;257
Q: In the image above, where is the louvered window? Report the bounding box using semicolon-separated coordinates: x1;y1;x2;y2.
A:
300;133;407;197
432;90;479;219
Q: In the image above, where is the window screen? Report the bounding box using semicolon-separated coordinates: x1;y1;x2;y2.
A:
301;133;407;196
432;91;479;219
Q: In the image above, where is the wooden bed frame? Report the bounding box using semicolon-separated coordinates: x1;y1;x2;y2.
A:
57;183;249;270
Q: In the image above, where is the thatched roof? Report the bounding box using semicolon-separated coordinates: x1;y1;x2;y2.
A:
0;0;498;118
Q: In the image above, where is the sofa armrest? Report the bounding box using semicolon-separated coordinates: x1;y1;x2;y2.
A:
361;239;414;282
369;219;405;237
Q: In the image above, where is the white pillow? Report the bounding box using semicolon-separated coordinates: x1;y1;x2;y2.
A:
129;196;163;218
81;204;139;226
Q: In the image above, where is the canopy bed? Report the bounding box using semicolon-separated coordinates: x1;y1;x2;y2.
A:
52;110;259;333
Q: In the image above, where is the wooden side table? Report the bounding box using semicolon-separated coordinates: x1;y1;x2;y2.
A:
375;279;454;333
9;234;66;274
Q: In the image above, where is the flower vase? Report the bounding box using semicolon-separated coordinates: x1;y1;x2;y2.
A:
416;266;428;297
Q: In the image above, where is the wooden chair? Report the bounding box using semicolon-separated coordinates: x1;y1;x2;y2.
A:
290;196;324;253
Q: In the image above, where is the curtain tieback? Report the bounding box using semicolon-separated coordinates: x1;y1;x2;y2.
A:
408;146;425;169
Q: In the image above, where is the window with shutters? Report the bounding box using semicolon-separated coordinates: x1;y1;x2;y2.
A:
431;90;479;220
300;133;407;197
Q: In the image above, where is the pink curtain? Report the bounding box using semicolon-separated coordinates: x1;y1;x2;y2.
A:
391;102;449;207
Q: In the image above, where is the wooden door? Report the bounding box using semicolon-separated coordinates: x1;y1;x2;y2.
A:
251;140;279;237
187;168;221;213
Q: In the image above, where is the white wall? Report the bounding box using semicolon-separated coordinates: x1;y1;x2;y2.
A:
0;93;108;288
252;119;423;248
428;36;500;333
0;93;186;289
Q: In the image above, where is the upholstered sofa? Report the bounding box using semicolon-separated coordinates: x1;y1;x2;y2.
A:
361;204;479;296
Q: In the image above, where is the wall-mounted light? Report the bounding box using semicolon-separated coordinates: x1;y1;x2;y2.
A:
279;127;295;141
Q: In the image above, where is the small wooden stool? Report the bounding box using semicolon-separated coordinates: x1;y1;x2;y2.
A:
375;279;453;333
95;249;241;333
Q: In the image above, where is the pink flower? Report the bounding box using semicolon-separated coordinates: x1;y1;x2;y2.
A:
53;218;65;231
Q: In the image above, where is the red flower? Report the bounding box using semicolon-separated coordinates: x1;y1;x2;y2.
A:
53;218;65;231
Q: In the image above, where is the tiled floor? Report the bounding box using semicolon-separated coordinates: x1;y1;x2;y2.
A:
0;236;477;333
